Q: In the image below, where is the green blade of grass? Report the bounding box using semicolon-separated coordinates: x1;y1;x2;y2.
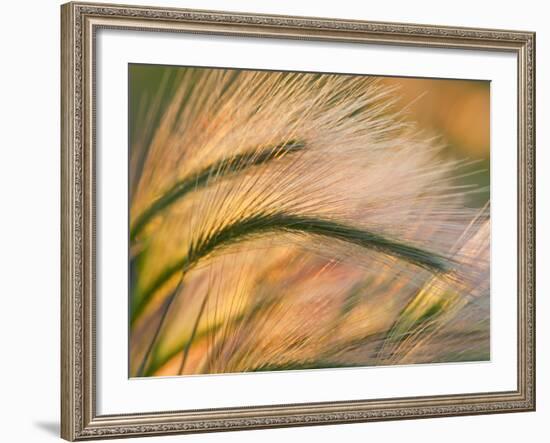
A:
130;140;306;241
140;293;278;377
131;213;452;324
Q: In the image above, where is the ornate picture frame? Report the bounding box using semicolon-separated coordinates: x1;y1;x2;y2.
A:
61;2;535;440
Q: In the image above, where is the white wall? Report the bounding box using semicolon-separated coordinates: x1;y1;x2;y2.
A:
0;0;546;442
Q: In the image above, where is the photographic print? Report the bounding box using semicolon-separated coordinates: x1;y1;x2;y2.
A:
128;65;490;378
61;5;535;439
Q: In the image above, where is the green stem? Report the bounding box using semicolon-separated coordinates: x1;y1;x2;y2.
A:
135;276;184;377
130;140;306;241
131;213;451;325
177;292;209;375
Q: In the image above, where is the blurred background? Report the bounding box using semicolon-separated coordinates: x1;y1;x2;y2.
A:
381;76;490;207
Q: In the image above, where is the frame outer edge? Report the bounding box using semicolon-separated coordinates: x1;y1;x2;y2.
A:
61;2;78;441
526;31;536;410
517;31;535;410
532;32;536;411
60;1;536;439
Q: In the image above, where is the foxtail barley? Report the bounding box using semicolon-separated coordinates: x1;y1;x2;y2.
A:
129;66;489;377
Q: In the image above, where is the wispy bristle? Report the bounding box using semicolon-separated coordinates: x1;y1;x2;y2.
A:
130;139;306;240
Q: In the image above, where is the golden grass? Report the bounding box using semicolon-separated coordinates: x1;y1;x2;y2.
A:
129;67;490;377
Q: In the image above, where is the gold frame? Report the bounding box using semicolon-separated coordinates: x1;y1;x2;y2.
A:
61;2;536;440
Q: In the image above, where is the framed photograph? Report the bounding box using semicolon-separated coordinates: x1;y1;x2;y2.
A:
61;2;535;440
